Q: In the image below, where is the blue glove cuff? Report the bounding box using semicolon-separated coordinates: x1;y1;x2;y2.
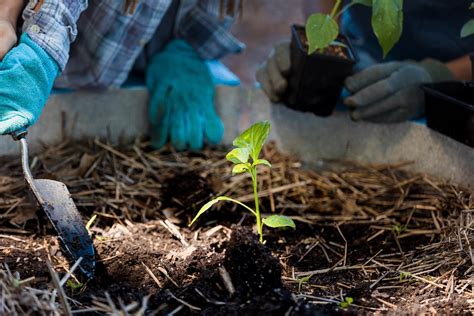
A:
19;33;60;80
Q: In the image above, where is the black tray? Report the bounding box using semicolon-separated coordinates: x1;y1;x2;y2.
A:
422;81;474;148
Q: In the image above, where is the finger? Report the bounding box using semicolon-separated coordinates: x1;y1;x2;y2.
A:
350;89;408;121
149;88;171;149
204;112;224;145
267;56;287;95
256;66;279;103
274;41;291;75
386;64;431;88
187;108;204;150
170;105;188;151
345;78;396;107
148;86;169;125
345;62;402;93
203;100;224;145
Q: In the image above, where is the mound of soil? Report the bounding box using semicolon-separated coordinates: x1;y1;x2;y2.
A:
225;226;282;297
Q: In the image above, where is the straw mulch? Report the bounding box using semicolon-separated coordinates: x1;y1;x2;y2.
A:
0;139;472;315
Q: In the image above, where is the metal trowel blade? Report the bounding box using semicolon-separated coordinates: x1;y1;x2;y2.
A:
33;179;95;279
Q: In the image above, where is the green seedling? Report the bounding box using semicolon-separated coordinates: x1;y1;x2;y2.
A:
66;279;83;291
392;223;407;235
85;214;97;236
189;121;295;243
339;296;354;309
399;271;412;282
297;274;313;292
306;0;403;57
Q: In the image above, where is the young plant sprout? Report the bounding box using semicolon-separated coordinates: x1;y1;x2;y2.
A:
339;296;354;309
189;121;295;243
306;0;403;57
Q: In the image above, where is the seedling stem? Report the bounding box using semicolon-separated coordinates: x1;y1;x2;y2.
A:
189;121;295;243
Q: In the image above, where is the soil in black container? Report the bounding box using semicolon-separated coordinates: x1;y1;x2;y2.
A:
284;24;357;116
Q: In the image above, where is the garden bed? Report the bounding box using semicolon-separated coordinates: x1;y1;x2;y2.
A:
0;139;472;315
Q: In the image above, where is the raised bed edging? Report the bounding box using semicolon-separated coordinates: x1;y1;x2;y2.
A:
0;86;472;190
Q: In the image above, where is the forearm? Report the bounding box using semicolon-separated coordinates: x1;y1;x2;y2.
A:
303;0;335;18
446;55;472;81
0;0;24;25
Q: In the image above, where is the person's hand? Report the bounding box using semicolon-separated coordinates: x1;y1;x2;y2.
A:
344;60;453;123
0;18;17;60
146;40;224;151
0;34;59;135
256;41;291;103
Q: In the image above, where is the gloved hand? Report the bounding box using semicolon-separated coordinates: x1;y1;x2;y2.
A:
256;41;291;103
146;40;224;151
344;60;453;123
0;18;17;60
0;34;59;134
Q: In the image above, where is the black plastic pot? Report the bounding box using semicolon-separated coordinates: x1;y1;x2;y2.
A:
422;81;474;148
283;24;358;116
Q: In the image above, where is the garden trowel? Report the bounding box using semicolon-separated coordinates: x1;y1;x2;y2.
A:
11;128;95;279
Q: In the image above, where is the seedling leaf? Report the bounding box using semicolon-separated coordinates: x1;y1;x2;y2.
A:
189;196;256;226
262;215;296;229
66;279;83;290
297;274;313;292
233;121;271;161
339;297;354;309
226;148;250;164
306;13;339;54
86;214;97;236
232;163;250;174
461;19;474;38
253;159;271;168
351;0;372;6
371;0;403;57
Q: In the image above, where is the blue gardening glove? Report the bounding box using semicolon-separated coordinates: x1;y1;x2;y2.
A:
0;34;59;134
146;40;224;151
344;59;453;123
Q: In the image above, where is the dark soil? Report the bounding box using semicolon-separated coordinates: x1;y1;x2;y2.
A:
0;222;325;315
162;170;215;212
0;142;472;315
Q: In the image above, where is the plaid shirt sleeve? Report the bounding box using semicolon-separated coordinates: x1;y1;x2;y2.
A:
175;0;245;60
22;0;88;71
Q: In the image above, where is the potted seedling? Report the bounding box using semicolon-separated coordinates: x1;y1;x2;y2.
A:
284;0;403;116
189;121;295;243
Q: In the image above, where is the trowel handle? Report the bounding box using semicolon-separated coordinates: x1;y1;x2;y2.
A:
11;127;28;141
10;127;34;186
